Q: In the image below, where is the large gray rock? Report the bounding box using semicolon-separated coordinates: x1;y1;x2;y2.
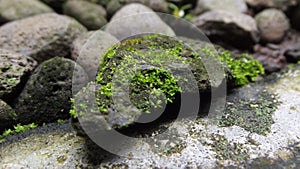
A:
245;0;298;10
194;0;248;15
1;66;300;168
71;31;119;80
104;3;175;40
0;13;87;63
63;0;107;30
0;49;37;104
106;0;169;17
0;99;16;132
0;0;53;24
255;9;290;43
193;10;259;49
13;57;88;125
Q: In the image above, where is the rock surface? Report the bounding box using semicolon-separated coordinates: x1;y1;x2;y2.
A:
1;66;299;168
71;31;119;80
63;0;107;30
0;0;53;24
255;9;290;43
0;49;37;104
104;3;175;40
245;0;297;10
193;10;259;49
0;13;87;63
194;0;248;15
13;57;88;125
0;99;16;132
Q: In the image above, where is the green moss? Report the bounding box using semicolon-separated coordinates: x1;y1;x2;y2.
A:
218;89;279;135
202;48;265;86
0;123;38;142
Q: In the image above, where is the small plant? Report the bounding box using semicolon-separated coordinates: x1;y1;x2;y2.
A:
0;123;38;142
168;2;194;21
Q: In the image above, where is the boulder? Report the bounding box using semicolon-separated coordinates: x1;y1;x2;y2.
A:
104;3;175;40
0;49;37;104
193;10;259;49
63;0;107;30
1;66;300;168
13;57;88;125
194;0;248;15
71;31;119;80
245;0;297;11
255;9;290;43
0;99;16;132
0;0;53;24
0;13;87;63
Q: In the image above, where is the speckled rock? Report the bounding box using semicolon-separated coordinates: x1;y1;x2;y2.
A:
63;0;107;30
104;3;175;40
193;10;259;49
194;0;248;15
13;57;88;125
0;0;53;24
245;0;297;11
255;9;290;43
106;0;169;17
1;66;300;168
71;31;119;80
0;13;87;63
0;49;37;104
0;99;16;132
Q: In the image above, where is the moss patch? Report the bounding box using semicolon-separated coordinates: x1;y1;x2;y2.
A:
218;87;279;135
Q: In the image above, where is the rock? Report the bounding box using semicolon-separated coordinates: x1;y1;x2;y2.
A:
63;0;107;30
0;0;53;24
106;0;169;16
194;0;248;15
255;9;290;43
71;31;119;80
1;66;300;168
0;49;37;104
285;43;300;62
0;13;87;63
105;3;175;40
13;57;88;125
245;0;298;11
0;99;16;132
193;10;259;49
40;0;67;13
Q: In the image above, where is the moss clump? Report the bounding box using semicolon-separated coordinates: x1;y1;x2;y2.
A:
218;87;279;135
0;123;38;142
202;48;265;86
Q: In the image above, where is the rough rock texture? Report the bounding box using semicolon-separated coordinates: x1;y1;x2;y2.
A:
255;9;290;43
1;66;299;168
13;57;88;125
285;43;300;62
71;31;119;80
0;49;37;104
104;3;175;40
0;0;53;24
106;0;169;17
194;0;248;15
0;99;16;132
0;13;87;63
245;0;298;10
63;0;107;30
193;10;259;49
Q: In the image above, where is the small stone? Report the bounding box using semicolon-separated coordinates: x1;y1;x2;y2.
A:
255;9;290;43
194;0;248;15
0;99;16;132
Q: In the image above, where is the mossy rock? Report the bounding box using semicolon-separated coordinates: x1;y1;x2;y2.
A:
0;49;37;104
71;34;264;131
14;57;88;125
0;99;17;132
